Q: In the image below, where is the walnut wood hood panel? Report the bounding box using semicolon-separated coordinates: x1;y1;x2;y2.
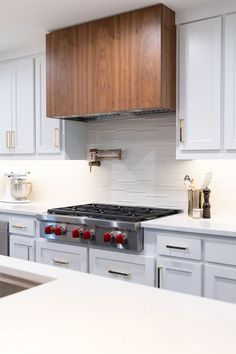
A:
46;4;176;121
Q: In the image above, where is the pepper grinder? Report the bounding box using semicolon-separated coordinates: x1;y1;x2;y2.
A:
202;187;211;219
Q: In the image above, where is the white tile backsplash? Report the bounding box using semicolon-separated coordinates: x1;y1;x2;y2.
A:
0;114;235;214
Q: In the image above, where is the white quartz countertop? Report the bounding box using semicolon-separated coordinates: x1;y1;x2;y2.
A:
0;201;63;216
0;256;236;354
1;201;236;239
141;213;236;237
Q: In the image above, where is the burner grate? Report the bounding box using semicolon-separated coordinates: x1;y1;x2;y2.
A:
48;203;180;222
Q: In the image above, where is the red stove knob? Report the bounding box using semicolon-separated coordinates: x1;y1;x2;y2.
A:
72;228;81;238
103;232;113;243
115;233;126;244
83;230;94;240
45;225;54;234
54;226;66;236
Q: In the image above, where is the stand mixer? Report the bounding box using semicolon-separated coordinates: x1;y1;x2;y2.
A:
1;170;32;204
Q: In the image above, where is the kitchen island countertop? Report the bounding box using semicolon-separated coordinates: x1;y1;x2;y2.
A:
0;255;236;354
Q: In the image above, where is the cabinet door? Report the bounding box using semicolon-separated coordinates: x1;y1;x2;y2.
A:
10;235;35;261
0;62;12;154
35;55;61;154
205;264;236;303
89;249;155;286
36;240;88;272
179;18;221;151
157;258;202;296
224;14;236;150
11;58;35;154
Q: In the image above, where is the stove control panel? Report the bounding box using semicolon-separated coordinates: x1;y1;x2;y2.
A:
40;221;143;252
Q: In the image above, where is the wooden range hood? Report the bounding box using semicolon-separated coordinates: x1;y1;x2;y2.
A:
46;4;176;121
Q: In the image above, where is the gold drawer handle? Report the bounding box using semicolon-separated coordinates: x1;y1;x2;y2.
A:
53;128;59;148
51;258;69;265
6;131;11;149
11;131;15;149
12;225;27;229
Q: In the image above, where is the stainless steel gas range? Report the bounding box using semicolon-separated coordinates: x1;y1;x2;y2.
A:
38;204;180;252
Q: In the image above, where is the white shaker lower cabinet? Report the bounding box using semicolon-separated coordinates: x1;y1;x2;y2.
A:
156;233;202;296
157;258;202;296
10;235;35;261
205;264;236;303
89;249;155;286
36;240;88;272
9;216;36;261
204;240;236;303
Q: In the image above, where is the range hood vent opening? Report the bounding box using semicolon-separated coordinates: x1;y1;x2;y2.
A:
54;109;175;123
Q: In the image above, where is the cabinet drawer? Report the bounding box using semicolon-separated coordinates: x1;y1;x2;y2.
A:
205;241;236;266
205;264;236;303
89;249;155;286
9;217;35;237
157;258;202;296
36;240;88;272
10;235;35;261
157;235;201;260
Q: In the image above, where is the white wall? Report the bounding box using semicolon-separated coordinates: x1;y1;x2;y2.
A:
87;114;236;215
1;1;236;214
0;115;235;215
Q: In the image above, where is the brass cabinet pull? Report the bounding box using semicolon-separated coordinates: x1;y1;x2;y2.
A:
53;128;59;148
108;270;130;277
179;119;184;143
51;258;69;265
11;131;15;149
12;224;27;229
6;131;11;149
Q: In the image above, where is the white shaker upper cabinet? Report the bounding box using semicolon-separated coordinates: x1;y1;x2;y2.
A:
178;17;222;152
0;62;12;154
11;58;35;154
224;13;236;151
35;55;61;154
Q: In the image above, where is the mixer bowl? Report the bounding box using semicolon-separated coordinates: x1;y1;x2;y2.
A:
10;181;32;200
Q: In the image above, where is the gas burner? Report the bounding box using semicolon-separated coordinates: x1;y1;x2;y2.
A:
47;203;179;222
38;203;181;252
